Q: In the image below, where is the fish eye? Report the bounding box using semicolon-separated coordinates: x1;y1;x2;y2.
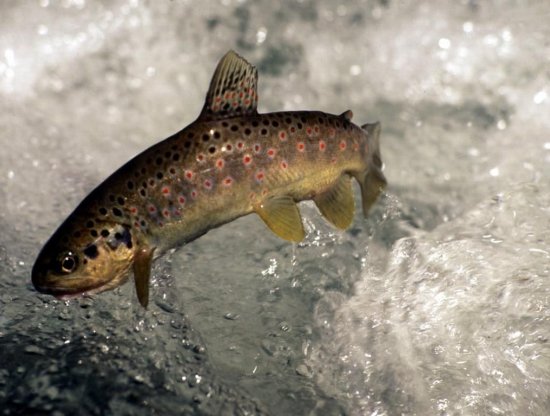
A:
58;252;78;274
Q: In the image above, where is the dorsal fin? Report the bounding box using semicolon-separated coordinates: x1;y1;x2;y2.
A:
199;51;258;121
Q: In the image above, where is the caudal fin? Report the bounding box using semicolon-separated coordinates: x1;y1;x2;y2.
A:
356;122;387;217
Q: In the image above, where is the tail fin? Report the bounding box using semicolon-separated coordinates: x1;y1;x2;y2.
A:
356;122;387;217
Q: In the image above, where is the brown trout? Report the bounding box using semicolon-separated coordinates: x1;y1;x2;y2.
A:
32;51;386;307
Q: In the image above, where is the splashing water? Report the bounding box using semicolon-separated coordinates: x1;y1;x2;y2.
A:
1;1;549;414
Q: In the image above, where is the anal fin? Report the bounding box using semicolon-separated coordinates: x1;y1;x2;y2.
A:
314;175;355;230
133;246;155;308
255;196;305;242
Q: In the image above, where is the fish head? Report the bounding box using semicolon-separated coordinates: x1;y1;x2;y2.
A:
32;217;137;300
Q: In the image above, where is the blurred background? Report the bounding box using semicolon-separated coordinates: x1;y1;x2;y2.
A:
1;0;549;415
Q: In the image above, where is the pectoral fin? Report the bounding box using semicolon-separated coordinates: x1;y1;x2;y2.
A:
255;196;305;242
132;246;155;308
314;175;355;230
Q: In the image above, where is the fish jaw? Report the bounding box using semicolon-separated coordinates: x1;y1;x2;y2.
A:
31;220;139;302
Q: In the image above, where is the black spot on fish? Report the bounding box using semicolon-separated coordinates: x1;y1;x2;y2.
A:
164;151;171;158
140;189;146;197
156;172;163;180
208;146;216;154
244;128;251;135
297;122;303;129
213;131;221;140
112;207;123;217
184;141;191;149
271;120;279;127
83;244;99;259
155;157;163;166
108;194;115;202
117;197;125;206
230;125;239;132
99;207;107;216
90;230;98;238
262;119;269;126
127;181;134;190
101;229;109;238
187;132;194;139
252;120;259;127
202;134;210;142
86;220;94;228
172;153;180;162
260;128;268;135
222;121;228;127
285;117;292;124
141;167;147;174
72;231;81;238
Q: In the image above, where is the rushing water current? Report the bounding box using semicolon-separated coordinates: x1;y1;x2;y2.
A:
1;1;549;415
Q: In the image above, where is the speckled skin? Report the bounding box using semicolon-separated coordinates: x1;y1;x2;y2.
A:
87;110;369;252
32;51;384;303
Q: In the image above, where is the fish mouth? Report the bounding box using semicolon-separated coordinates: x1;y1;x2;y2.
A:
33;279;108;300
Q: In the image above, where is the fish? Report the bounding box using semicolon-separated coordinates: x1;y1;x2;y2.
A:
31;51;387;308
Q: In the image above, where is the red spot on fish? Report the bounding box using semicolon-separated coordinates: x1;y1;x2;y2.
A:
224;144;233;152
216;159;225;170
225;92;232;99
185;170;194;180
162;186;170;195
178;195;186;205
254;144;261;154
328;128;336;138
173;208;181;217
297;142;305;152
255;169;265;182
239;92;244;98
339;140;347;151
267;148;276;158
163;209;170;218
223;176;233;187
331;157;337;164
280;160;288;170
130;207;138;214
314;126;320;134
243;154;252;166
149;179;155;187
191;190;198;199
134;221;140;228
215;96;222;103
148;204;157;214
279;131;287;141
290;127;296;133
197;153;205;163
244;99;251;106
232;101;239;108
204;179;213;190
237;141;244;150
319;140;326;151
306;127;312;136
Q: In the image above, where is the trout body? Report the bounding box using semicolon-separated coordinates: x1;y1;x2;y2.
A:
32;51;386;306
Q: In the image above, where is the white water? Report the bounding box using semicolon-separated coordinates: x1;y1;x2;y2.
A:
1;1;549;415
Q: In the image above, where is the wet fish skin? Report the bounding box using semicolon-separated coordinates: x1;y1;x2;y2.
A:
32;51;386;307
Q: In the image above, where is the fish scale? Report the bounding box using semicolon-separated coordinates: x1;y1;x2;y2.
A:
32;51;387;307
